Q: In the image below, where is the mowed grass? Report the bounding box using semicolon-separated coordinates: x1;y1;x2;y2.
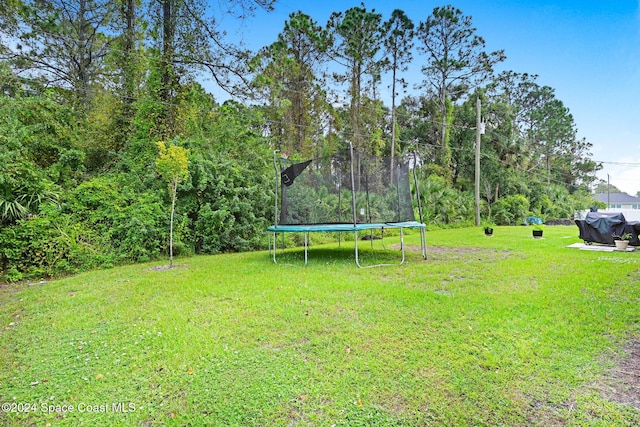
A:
1;226;639;426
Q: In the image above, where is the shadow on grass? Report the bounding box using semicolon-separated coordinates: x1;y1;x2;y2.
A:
268;244;423;267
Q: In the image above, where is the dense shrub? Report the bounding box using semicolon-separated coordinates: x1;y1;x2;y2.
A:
529;184;575;220
189;155;271;254
492;194;530;225
0;208;109;280
416;174;474;226
70;176;168;262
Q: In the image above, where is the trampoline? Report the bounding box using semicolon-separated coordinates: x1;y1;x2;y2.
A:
268;143;427;267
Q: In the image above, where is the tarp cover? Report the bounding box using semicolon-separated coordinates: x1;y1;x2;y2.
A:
584;212;626;234
575;212;640;246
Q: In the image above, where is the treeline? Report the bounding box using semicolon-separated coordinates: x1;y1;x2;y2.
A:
0;1;599;281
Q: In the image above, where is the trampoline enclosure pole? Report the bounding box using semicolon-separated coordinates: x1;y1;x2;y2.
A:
412;152;424;224
349;142;361;266
273;150;279;227
412;151;427;260
395;160;402;222
349;142;358;227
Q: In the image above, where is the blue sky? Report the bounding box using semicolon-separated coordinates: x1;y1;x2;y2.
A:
214;0;640;195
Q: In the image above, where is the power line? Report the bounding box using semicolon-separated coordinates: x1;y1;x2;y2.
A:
595;160;640;167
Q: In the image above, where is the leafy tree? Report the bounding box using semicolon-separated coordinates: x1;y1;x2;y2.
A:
327;4;383;153
155;140;189;267
0;0;22;39
484;71;540;171
482;71;599;203
416;5;504;181
4;0;116;110
382;9;414;181
593;181;620;194
137;0;273;137
252;11;331;157
527;88;575;182
146;0;275;99
448;96;477;190
95;0;146;153
114;0;140;105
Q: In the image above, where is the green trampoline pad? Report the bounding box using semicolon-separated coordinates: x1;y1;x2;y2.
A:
268;221;426;233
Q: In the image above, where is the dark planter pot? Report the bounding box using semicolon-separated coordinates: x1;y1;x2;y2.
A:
532;230;543;239
484;227;494;236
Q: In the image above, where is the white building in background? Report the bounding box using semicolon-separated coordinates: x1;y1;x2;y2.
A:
593;193;640;210
575;192;640;222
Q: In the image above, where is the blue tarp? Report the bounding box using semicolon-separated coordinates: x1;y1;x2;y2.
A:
526;216;543;225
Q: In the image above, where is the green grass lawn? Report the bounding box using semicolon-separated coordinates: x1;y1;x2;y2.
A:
1;226;639;426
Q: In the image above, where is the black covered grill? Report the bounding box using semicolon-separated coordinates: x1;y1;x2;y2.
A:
575;212;640;246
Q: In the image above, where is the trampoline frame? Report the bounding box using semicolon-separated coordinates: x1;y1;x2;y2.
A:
268;221;426;268
268;143;427;268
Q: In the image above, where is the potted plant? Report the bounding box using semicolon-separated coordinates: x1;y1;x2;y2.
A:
482;220;495;237
532;224;544;239
612;233;632;251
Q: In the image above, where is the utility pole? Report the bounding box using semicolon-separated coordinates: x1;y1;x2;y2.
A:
474;97;482;226
607;173;610;209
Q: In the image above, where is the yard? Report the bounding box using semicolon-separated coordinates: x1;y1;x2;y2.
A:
1;226;639;426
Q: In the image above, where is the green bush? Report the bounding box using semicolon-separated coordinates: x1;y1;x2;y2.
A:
71;176;167;262
189;155;271;254
416;174;474;226
493;194;530;225
0;209;109;280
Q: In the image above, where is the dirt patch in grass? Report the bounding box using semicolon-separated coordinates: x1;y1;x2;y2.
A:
149;265;174;272
0;280;48;302
394;244;502;254
600;337;640;410
393;244;510;261
148;263;187;272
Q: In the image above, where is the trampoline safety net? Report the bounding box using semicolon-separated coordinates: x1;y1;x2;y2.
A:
277;149;417;226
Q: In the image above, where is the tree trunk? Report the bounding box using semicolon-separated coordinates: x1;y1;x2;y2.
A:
390;59;397;185
75;0;91;109
161;0;175;136
439;86;448;174
123;0;135;105
169;178;177;268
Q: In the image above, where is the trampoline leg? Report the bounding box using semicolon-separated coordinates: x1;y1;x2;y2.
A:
399;228;406;265
304;232;309;266
420;228;427;260
271;232;278;264
354;230;361;268
355;228;406;268
280;233;285;254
